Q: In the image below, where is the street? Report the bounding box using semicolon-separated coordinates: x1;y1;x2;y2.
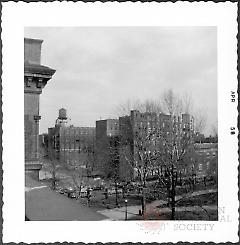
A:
25;175;107;221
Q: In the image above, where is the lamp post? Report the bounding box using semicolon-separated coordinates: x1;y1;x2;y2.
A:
125;199;128;220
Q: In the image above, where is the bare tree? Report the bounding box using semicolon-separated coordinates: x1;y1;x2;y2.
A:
45;137;61;190
161;90;207;134
115;99;133;117
162;89;182;115
119;109;161;214
69;166;86;199
66;144;95;199
117;89;202;219
194;108;207;134
95;129;121;207
144;99;162;114
115;98;149;117
211;121;218;142
108;136;121;206
155;90;196;219
181;91;194;114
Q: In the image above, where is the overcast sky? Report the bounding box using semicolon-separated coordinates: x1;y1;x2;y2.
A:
25;27;217;135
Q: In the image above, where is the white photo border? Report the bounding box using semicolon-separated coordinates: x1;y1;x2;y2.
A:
2;2;238;243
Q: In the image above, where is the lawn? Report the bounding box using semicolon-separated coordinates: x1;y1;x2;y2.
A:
129;209;218;221
157;192;217;208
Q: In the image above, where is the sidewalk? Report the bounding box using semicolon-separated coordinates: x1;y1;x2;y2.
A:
25;175;107;221
97;188;218;220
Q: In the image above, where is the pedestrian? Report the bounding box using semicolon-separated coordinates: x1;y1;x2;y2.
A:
203;176;207;187
86;188;91;207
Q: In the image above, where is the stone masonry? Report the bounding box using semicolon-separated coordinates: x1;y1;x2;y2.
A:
24;38;55;180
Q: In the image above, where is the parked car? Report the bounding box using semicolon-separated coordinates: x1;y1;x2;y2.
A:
68;191;77;198
107;188;122;195
80;187;88;197
55;186;65;194
92;185;103;191
58;188;65;194
61;187;76;198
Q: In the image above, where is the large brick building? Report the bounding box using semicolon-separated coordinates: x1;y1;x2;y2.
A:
193;143;218;178
119;110;195;180
24;38;55;179
48;109;95;171
95;119;119;178
95;110;195;181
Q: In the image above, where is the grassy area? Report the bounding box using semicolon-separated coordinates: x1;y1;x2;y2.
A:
157;192;217;208
77;192;143;211
175;182;217;196
129;192;218;221
129;209;218;221
145;180;217;202
176;192;217;207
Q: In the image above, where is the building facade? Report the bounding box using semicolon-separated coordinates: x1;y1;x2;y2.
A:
193;143;218;178
24;38;55;179
95;119;119;178
119;110;195;180
95;110;195;181
48;109;95;172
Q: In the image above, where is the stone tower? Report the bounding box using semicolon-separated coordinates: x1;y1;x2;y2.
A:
24;38;55;180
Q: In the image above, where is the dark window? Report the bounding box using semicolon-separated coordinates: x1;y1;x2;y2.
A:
26;78;31;87
37;79;43;88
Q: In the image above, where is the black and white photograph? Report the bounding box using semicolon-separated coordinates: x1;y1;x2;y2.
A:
2;2;238;243
24;26;218;221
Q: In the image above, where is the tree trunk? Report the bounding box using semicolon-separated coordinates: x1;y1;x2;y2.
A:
171;165;176;220
115;182;119;206
142;187;146;215
78;185;82;199
171;189;175;220
122;186;126;199
143;178;146;188
52;169;56;190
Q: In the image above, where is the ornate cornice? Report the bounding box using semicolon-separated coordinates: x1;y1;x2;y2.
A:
24;61;56;76
24;72;53;79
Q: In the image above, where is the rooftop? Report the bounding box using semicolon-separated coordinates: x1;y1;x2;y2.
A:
194;143;218;149
24;37;43;43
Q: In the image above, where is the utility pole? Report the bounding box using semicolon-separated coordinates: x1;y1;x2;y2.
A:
125;199;128;220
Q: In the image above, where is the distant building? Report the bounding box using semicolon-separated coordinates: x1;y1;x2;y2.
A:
119;110;159;181
193;143;218;177
119;110;195;180
95;119;119;177
48;109;95;172
118;115;134;181
182;113;194;131
39;133;49;158
24;38;55;180
203;135;218;144
95;110;195;181
195;132;205;143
